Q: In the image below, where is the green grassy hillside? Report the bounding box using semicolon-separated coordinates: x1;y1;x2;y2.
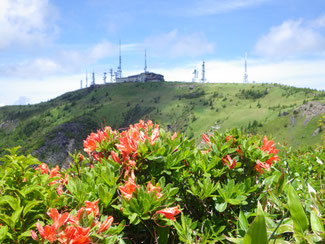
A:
0;82;324;165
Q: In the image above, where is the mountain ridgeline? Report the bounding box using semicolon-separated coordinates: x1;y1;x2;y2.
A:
0;82;324;166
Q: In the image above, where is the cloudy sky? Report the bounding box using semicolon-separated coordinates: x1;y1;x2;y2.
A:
1;0;325;106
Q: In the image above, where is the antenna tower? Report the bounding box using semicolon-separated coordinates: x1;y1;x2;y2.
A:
192;69;198;82
244;52;248;83
201;61;206;83
117;40;122;78
80;80;83;89
109;68;114;83
92;71;95;85
103;72;107;84
86;71;88;87
144;49;147;73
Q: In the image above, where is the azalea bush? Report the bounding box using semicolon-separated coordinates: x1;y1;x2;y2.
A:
0;120;323;243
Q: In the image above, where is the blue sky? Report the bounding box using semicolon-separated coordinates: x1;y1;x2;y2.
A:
1;0;325;105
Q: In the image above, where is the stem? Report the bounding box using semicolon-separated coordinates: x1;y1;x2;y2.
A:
140;218;155;243
268;211;288;241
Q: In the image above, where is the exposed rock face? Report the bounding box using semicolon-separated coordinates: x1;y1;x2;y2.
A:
312;127;321;136
0;120;18;133
32;122;84;168
279;111;289;117
292;101;325;127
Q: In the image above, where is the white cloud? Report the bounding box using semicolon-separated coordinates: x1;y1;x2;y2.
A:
4;58;62;78
144;30;214;58
89;41;118;60
254;16;325;58
14;96;30;105
181;0;268;16
152;58;325;90
0;0;58;49
0;74;81;105
1;40;119;79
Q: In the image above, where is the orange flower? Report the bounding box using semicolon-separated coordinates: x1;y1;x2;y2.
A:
85;199;100;216
150;127;159;145
226;135;236;143
36;222;45;239
119;179;138;200
156;206;181;221
68;208;85;226
47;208;70;231
147;182;163;199
260;136;278;155
38;163;49;174
99;216;114;232
255;160;271;174
221;155;236;169
78;153;84;161
202;133;210;144
49;165;60;178
171;132;177;140
111;151;121;165
59;226;91;244
30;230;39;241
43;225;57;242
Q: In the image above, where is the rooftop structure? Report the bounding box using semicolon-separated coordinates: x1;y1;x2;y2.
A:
116;72;164;83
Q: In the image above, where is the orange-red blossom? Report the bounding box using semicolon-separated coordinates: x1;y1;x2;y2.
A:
156;206;181;221
222;155;237;169
119;178;139;200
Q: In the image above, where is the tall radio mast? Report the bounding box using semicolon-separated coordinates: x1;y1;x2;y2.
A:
109;68;114;83
103;72;107;84
85;71;88;88
117;40;122;78
244;52;248;83
201;61;206;83
92;71;95;85
144;49;147;73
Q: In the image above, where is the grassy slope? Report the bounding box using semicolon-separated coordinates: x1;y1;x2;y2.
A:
0;82;324;161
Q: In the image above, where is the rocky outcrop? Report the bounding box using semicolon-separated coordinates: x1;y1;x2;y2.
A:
32;122;84;168
292;101;325;127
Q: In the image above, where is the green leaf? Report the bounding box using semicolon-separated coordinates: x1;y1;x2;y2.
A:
23;201;42;217
215;202;227;212
0;226;8;242
287;184;309;238
157;226;169;244
243;202;268;244
238;210;249;233
11;206;23;227
129;213;138;224
310;210;324;235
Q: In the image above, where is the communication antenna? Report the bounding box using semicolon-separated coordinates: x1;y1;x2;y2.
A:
80;80;83;89
103;72;107;84
192;69;197;82
86;70;88;88
109;68;114;83
92;71;95;85
144;49;147;73
244;52;248;83
115;71;119;81
201;61;206;83
117;40;122;78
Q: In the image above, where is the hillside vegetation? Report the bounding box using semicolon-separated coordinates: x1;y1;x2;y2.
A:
0;82;324;165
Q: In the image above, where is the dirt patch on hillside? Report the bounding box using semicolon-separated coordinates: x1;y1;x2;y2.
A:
293;101;325;126
0;120;18;133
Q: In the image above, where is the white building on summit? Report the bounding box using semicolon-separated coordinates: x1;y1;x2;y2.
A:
115;48;164;83
116;72;164;83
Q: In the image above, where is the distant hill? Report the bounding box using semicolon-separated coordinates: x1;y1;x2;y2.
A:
0;82;324;166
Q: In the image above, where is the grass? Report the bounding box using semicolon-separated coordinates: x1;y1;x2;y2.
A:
0;82;324;163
